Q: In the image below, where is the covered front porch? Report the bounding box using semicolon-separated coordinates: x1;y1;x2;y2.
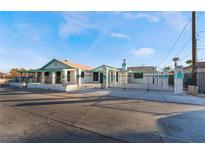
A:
19;68;82;85
91;65;128;88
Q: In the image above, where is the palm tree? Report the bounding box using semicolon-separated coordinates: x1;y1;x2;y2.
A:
164;66;172;72
186;59;192;66
172;57;180;67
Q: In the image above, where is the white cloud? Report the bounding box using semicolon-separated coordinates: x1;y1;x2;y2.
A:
110;32;130;39
121;12;160;22
59;12;95;38
131;47;155;56
160;12;189;31
119;12;189;31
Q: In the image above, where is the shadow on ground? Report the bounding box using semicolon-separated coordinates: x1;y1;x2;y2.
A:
158;109;205;142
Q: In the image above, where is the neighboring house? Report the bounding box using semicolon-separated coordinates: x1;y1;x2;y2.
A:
12;59;128;91
91;65;127;86
183;61;205;93
127;66;160;85
0;72;7;79
0;72;10;84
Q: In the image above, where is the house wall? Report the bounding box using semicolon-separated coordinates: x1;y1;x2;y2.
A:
9;82;26;88
198;68;205;72
80;70;127;85
81;71;93;84
128;73;152;84
128;73;165;87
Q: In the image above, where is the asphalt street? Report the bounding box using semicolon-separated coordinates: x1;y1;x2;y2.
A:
1;85;205;142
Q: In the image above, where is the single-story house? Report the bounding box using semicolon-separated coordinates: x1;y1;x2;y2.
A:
127;66;169;88
11;59;128;91
0;72;10;84
128;66;158;84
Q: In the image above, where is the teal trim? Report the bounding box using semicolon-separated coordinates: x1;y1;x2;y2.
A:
175;73;184;79
19;68;68;73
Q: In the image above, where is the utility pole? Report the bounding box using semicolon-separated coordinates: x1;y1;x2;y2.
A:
192;11;197;86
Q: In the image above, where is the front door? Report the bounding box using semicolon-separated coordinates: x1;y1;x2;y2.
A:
100;73;103;84
56;71;61;84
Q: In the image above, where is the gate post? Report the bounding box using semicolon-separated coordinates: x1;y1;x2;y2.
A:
103;66;108;89
174;65;184;94
77;69;81;86
163;70;169;89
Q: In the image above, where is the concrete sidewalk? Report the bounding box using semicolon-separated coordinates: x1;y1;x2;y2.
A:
106;88;205;105
71;88;205;106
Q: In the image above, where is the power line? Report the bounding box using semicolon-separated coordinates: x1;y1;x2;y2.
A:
174;39;191;57
181;53;192;60
157;18;192;67
162;38;192;67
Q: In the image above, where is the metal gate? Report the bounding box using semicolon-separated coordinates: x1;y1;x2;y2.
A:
109;73;174;92
198;72;205;93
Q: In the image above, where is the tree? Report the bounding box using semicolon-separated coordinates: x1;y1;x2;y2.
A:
9;68;26;78
163;66;172;72
186;59;192;66
9;68;19;78
172;57;180;67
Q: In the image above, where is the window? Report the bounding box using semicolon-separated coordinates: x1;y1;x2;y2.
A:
134;73;143;79
81;72;84;78
67;71;70;82
93;72;99;81
116;72;118;82
45;72;49;76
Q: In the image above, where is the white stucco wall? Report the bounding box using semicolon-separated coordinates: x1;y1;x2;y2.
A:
9;82;26;88
26;83;101;92
81;71;93;84
128;73;153;84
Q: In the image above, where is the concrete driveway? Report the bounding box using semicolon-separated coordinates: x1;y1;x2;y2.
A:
1;85;205;142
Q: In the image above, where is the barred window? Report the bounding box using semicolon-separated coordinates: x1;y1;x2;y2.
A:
93;72;99;81
67;71;70;82
134;73;143;79
116;72;118;82
81;72;84;78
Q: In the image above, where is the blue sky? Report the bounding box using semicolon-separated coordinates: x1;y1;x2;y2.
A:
0;11;205;72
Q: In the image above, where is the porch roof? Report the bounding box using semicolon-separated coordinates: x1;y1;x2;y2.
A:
19;68;70;73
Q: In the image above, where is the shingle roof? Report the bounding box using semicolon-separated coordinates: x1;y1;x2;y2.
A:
60;60;93;71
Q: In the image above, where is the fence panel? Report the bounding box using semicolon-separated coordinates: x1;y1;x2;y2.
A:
109;74;174;91
198;72;205;93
